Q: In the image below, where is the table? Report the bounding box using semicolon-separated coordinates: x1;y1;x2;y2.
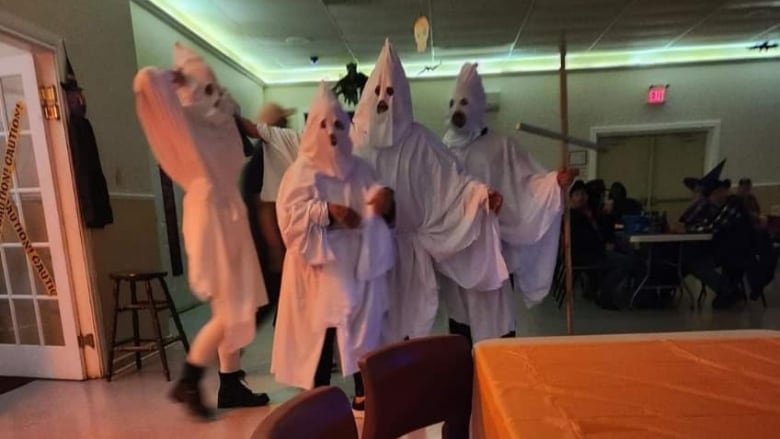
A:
472;330;780;439
626;233;712;309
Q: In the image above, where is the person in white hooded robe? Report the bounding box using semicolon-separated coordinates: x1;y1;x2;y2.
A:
351;39;508;343
271;83;395;409
440;63;575;343
134;43;269;420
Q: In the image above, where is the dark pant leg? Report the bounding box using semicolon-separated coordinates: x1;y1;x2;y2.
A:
600;251;634;307
685;255;735;298
448;318;473;345
353;372;364;397
314;328;337;387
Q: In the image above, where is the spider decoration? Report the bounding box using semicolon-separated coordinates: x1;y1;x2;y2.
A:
332;62;368;106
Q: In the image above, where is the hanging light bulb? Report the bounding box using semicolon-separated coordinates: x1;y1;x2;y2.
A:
414;15;430;53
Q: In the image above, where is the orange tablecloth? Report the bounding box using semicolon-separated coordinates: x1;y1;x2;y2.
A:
473;332;780;438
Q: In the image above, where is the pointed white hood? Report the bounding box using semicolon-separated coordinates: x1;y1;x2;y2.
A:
299;82;355;180
172;42;238;124
351;38;413;149
443;63;486;148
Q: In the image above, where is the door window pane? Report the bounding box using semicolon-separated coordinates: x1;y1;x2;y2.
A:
20;193;48;242
13;298;38;344
1;75;29;131
39;299;64;346
14;135;39;188
32;247;56;296
5;247;31;295
0;299;14;343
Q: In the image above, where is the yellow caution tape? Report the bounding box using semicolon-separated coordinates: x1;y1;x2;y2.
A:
0;102;57;296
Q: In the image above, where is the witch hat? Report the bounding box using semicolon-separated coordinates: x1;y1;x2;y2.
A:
61;45;82;92
683;159;726;192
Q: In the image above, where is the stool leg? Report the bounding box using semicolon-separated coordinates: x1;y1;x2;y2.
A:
159;277;189;352
130;281;142;371
107;279;121;382
145;280;171;381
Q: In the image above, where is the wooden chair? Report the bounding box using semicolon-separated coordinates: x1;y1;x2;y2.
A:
251;386;358;439
359;335;473;439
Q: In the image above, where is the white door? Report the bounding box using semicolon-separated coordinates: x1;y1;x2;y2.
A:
598;132;707;221
0;53;84;379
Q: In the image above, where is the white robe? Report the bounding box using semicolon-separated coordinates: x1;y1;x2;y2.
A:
271;82;393;389
271;159;393;389
134;60;267;353
355;125;507;342
256;123;300;202
443;132;562;342
352;41;507;342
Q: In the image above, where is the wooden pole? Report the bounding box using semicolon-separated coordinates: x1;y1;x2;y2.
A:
559;33;574;335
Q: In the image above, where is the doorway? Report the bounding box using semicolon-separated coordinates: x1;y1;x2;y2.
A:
597;131;708;221
0;35;86;379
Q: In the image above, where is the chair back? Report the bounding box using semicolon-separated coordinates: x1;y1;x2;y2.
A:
251;386;358;439
359;335;473;439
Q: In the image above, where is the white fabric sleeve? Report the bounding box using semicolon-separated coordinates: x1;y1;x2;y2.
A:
275;169;334;266
133;67;205;188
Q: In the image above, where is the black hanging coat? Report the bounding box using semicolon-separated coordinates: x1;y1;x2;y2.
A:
68;115;113;228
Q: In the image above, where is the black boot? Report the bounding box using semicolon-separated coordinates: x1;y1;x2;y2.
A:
217;370;270;408
169;362;216;421
448;318;474;345
352;373;365;412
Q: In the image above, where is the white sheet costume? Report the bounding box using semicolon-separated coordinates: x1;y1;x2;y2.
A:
441;63;562;343
134;44;267;353
271;83;394;390
351;39;508;342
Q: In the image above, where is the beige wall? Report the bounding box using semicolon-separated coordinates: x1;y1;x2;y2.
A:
265;60;780;185
129;1;265;310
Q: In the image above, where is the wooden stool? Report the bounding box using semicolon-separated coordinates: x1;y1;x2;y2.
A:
106;271;189;381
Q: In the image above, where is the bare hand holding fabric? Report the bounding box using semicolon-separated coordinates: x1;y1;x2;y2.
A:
488;189;503;214
368;187;394;217
557;167;579;188
328;203;362;229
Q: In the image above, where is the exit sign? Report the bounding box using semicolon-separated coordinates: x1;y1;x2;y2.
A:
647;85;668;105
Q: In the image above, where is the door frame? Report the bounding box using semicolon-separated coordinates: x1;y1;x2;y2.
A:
0;17;103;378
588;120;722;181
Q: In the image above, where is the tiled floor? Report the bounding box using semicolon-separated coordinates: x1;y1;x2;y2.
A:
1;274;778;438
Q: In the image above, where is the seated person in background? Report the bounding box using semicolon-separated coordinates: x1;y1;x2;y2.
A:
586;179;616;243
606;182;643;219
676;164;741;309
604;182;643;248
737;178;762;225
733;179;777;300
570;181;633;310
679;163;717;225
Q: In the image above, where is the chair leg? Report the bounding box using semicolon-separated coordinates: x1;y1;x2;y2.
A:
761;292;768;308
107;279;121;382
145;280;171;381
130;281;142;371
159;278;189;352
697;284;707;309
